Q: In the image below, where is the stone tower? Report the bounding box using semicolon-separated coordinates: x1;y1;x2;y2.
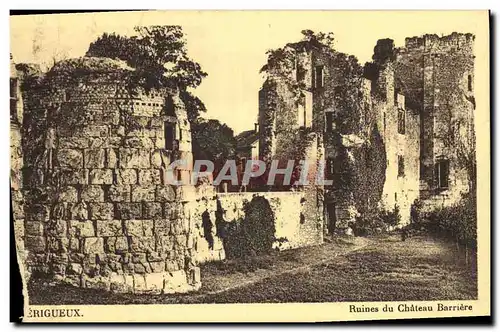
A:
21;57;200;294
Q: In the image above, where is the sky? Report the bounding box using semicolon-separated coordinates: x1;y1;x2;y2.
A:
10;11;484;134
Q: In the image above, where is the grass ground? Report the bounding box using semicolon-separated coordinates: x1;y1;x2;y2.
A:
28;235;476;304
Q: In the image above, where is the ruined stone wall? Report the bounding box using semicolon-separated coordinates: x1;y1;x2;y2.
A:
395;33;475;206
20;57;200;294
216;190;322;252
373;65;420;225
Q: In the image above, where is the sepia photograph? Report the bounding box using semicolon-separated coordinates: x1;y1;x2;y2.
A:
9;10;490;322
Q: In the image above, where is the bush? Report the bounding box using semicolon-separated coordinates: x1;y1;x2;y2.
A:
418;193;477;250
352;206;401;236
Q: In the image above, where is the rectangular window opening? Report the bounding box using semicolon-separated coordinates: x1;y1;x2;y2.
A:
398;155;405;177
435;159;450;189
314;65;324;89
164;122;176;150
397;108;406;134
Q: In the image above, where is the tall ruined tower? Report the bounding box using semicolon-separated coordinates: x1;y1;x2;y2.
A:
19;57;200;294
394;33;475;207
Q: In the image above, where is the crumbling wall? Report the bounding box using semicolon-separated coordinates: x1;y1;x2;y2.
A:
216;190;322;254
20;57;200;294
395;33;475;206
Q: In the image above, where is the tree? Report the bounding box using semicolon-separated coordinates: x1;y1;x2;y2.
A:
86;26;207;122
190;118;237;175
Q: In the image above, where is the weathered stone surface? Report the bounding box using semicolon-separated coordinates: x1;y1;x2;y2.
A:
83;237;104;254
155;185;176;202
89;169;113;185
61;169;89;185
68;220;95;237
58;137;89;149
106;148;118;168
27;204;50;221
84;148;106;169
58;186;78;202
124;219;154;237
107;185;131;202
138;169;162;185
81;185;104;202
25;236;46;253
124;137;154;149
156;235;175;253
89;203;114;220
153;219;171;236
131;186;155;202
105;236;129;254
119;148;151;169
46;220;67;238
83;275;110;291
151;150;171;168
115;169;137;185
24;221;44;236
69;202;89;220
187;267;201;285
116;203;142;219
144;273;164;294
96;220;123;236
81;125;109;138
57;149;84;169
163;270;188;294
144;202;162;219
67;263;83;275
129;236;155;253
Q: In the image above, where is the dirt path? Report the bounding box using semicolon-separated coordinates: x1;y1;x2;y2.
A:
193;236;372;297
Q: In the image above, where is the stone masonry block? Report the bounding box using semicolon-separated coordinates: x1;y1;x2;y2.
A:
119;148;151;169
129;236;155;253
57;149;83;169
58;186;78;202
83;237;104;254
156;235;174;253
144;202;162;219
81;185;104;202
124;219;154;237
106;148;118;168
68;220;95;237
124;137;154;149
153;219;171;236
81;125;109;137
115;169;137;185
24;220;44;236
155;185;176;202
138;169;162;185
151;150;171;168
105;236;129;254
61;169;89;185
131;186;155;202
89;169;113;185
27;204;50;222
84;149;106;169
107;185;131;202
116;203;142;219
69;202;88;220
58;137;89;149
89;203;114;220
96;220;123;237
25;236;46;253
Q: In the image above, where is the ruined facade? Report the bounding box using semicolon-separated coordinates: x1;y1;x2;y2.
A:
17;57;200;294
393;33;476;209
257;32;475;231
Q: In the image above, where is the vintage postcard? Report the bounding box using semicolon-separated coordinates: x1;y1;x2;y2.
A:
10;10;490;323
